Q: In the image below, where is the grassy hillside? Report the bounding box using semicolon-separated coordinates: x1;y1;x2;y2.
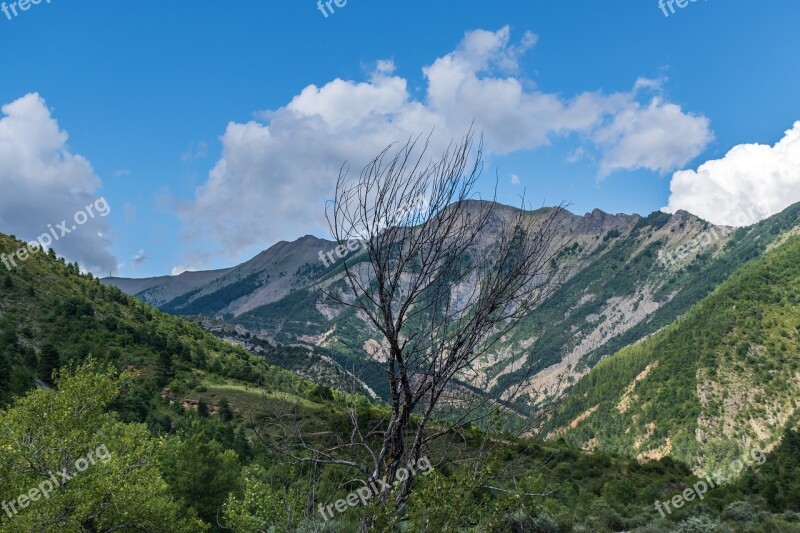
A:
546;232;800;474
0;232;326;417
4;231;800;530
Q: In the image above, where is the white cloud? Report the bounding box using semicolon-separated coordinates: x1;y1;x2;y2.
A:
181;140;209;161
511;174;521;185
180;27;712;259
132;249;148;266
664;121;800;226
633;76;665;91
593;98;713;178
0;93;117;274
566;147;588;163
171;265;196;276
375;59;396;75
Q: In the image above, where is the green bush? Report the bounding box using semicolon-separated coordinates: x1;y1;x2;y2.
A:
721;500;756;522
677;516;724;533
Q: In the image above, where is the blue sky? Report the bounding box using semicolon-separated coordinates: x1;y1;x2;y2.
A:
1;0;799;277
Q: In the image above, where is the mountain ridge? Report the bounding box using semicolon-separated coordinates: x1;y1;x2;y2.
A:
103;203;733;403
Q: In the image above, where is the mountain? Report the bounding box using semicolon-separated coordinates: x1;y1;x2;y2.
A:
0;230;333;529
104;267;233;308
105;202;800;409
544;227;800;475
4;227;800;531
110;235;331;317
0;231;322;411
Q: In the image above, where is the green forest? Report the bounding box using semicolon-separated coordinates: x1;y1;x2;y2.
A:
2;229;800;531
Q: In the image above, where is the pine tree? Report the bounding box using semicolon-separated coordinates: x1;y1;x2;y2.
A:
38;343;60;383
233;427;251;460
156;350;173;386
196;398;209;418
0;352;11;405
218;396;233;422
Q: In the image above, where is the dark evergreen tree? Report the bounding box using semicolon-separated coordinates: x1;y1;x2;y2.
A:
156;350;173;387
233;427;251;461
38;343;60;383
197;398;209;418
218;396;233;422
0;352;11;405
161;422;240;524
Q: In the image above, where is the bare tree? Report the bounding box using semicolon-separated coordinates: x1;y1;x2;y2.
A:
331;129;564;495
257;130;569;529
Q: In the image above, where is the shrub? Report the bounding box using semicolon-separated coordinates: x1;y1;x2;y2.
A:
721;501;757;522
492;512;560;533
677;516;724;533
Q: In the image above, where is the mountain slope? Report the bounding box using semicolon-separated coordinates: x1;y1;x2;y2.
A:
105;202;800;408
545;231;800;474
105;267;233;308
4;232;800;531
227;204;799;406
119;235;332;318
0;232;320;410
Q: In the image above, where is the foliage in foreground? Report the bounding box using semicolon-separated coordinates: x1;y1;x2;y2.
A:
3;357;800;531
2;231;800;531
0;360;205;532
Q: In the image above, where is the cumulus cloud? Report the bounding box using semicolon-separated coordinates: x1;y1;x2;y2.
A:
593;98;712;178
664;121;800;226
180;27;712;259
0;93;117;274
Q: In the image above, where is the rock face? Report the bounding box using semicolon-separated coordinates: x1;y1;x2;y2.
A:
104;202;799;412
543;215;800;476
101;201;800;475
